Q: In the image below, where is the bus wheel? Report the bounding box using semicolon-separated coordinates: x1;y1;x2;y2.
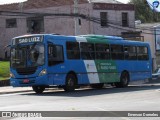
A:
90;83;104;89
115;72;129;88
32;86;45;94
64;74;76;92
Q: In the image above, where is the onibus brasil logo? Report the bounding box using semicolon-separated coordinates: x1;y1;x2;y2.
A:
147;0;160;12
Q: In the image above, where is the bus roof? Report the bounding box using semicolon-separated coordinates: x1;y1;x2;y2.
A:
79;34;124;40
12;34;149;46
13;34;123;40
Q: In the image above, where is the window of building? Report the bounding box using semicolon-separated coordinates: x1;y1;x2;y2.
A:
124;46;137;60
78;18;81;26
27;17;44;33
100;12;108;27
66;42;80;59
80;42;95;60
122;12;128;27
137;46;149;60
95;43;110;60
111;45;124;60
6;18;17;28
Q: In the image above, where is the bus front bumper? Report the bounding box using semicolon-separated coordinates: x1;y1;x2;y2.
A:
10;75;48;87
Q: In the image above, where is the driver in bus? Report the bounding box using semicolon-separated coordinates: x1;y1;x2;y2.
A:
28;49;39;66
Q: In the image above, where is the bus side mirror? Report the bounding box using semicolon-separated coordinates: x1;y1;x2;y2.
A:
4;44;11;60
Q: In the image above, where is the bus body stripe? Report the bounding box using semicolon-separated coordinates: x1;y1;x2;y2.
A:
76;37;100;84
84;60;100;83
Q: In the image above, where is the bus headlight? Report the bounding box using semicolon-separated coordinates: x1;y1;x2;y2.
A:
10;72;15;78
39;69;47;76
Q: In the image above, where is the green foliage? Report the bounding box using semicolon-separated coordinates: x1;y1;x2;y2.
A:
129;0;160;23
139;15;146;23
0;61;10;80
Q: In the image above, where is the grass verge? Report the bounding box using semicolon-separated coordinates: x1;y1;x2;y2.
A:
0;61;10;80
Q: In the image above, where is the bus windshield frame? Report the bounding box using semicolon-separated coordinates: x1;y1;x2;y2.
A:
10;43;45;68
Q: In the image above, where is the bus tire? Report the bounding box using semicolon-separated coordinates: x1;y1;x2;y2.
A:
90;83;104;89
32;86;45;94
64;74;76;92
115;72;129;88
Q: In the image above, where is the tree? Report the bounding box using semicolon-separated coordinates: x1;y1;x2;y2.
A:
129;0;159;22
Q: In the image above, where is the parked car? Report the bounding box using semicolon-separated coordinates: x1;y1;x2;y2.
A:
135;20;141;25
152;68;160;80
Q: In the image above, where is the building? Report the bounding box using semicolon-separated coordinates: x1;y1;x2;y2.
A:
0;0;135;58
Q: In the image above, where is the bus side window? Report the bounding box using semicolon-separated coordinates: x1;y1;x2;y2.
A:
124;46;137;60
48;44;64;66
66;42;80;59
95;43;110;60
137;46;149;61
111;45;124;60
80;42;95;60
48;44;57;58
124;46;129;59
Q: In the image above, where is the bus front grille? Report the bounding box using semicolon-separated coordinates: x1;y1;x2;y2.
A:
16;67;37;75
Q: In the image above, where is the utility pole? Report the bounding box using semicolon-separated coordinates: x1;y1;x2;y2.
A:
19;2;24;13
74;0;79;35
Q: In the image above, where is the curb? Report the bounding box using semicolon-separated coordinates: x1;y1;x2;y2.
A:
0;80;10;87
0;90;33;95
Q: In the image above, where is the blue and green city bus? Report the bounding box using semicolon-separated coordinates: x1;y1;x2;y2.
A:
10;34;152;93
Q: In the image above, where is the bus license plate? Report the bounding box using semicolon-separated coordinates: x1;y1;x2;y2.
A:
23;79;30;83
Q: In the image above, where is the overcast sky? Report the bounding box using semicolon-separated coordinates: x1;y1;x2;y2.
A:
0;0;130;5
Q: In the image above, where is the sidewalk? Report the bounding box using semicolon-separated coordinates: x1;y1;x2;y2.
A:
0;86;32;95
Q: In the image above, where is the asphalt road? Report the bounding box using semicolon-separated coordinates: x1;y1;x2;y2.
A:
0;83;160;120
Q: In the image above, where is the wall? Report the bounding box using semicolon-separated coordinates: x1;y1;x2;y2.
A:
92;10;135;36
0;16;27;58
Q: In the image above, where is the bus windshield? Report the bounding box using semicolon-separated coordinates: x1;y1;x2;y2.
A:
11;43;44;68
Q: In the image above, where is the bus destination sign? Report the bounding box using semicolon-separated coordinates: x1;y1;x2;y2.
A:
13;36;43;45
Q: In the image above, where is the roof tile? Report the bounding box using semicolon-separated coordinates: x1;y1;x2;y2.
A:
0;0;88;11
